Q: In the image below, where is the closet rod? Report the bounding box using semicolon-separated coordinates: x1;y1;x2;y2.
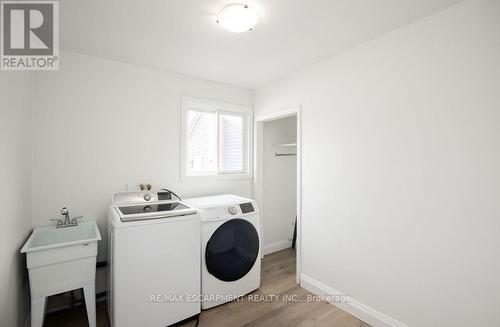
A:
275;153;297;157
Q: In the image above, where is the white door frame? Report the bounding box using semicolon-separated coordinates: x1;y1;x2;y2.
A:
254;106;302;284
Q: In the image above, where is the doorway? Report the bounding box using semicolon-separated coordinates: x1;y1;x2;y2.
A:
254;106;301;284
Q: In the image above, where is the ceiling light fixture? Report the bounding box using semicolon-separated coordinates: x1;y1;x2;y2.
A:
216;4;258;33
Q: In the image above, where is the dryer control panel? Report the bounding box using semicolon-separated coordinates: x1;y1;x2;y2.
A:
239;202;255;214
227;205;238;215
183;195;259;221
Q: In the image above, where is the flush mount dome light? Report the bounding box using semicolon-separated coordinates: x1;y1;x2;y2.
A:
216;4;258;33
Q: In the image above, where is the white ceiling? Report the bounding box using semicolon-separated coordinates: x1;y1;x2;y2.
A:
60;0;463;89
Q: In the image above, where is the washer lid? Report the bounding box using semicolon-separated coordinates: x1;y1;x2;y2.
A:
116;201;198;222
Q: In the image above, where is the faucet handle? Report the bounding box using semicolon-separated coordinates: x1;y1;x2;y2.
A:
50;218;63;226
70;215;84;225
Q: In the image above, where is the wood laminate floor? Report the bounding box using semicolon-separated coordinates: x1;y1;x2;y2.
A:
44;249;368;327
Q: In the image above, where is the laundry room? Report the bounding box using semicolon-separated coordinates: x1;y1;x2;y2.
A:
2;1;500;327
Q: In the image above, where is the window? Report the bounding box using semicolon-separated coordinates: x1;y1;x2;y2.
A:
186;110;217;173
182;97;252;179
219;113;244;172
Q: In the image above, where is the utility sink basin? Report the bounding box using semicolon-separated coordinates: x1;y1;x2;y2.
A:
23;222;101;252
21;221;101;327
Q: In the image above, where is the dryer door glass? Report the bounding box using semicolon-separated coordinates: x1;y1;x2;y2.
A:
205;219;259;282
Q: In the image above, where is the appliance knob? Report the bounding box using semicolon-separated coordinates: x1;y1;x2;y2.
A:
228;206;238;215
144;193;152;201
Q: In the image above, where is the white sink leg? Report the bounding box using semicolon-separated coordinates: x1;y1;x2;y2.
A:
31;296;46;327
83;284;96;327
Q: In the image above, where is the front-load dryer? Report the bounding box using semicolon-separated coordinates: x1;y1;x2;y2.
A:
185;195;261;310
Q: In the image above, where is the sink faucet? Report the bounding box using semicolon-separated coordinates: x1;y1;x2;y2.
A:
51;207;83;228
61;207;71;225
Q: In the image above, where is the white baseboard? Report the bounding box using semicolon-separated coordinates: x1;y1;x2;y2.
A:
300;274;408;327
263;239;292;255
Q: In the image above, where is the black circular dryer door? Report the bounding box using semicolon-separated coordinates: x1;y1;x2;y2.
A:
206;219;259;282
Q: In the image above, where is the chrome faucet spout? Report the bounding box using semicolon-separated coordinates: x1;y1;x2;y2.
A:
61;207;70;225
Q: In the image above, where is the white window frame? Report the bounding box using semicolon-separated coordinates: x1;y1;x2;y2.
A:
181;96;253;180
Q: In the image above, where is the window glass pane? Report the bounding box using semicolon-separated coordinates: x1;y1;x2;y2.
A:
186;110;216;174
219;113;244;172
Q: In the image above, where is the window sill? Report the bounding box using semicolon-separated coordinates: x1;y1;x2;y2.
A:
181;173;253;182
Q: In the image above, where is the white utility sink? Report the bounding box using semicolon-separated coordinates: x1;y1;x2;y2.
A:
21;221;101;327
24;222;100;252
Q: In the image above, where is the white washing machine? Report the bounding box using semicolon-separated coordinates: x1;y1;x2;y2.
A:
185;194;261;310
107;191;201;327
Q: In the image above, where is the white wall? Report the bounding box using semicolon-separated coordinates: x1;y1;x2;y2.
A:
262;116;297;254
255;0;500;326
0;72;33;327
31;51;254;264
